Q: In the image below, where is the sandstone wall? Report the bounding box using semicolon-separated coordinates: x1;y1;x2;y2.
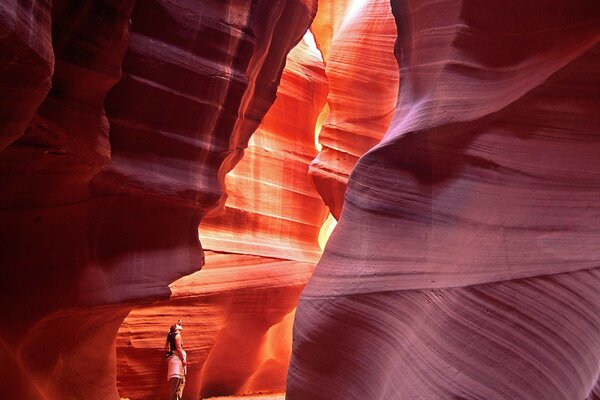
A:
288;1;600;399
116;32;329;400
0;1;317;399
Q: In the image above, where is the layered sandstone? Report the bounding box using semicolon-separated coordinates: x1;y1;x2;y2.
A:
117;252;313;399
309;0;398;218
0;0;53;151
0;1;317;399
0;2;135;398
116;31;329;400
200;32;329;264
288;0;600;399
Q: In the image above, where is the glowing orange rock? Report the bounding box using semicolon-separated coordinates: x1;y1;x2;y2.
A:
200;32;329;264
309;0;398;218
116;31;328;400
117;252;313;400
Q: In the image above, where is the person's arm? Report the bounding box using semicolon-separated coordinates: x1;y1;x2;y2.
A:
174;334;187;366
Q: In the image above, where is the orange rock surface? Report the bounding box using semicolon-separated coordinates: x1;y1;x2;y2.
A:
116;31;329;400
309;0;398;218
200;33;329;264
117;252;313;399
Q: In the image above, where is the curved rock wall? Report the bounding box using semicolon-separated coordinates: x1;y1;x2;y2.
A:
0;0;317;399
0;2;135;398
309;0;398;218
288;0;600;399
117;252;313;399
0;0;54;151
200;32;329;264
116;31;329;400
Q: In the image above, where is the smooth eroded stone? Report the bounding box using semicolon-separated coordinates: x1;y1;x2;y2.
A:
288;1;600;399
200;32;329;263
309;0;398;218
117;252;314;400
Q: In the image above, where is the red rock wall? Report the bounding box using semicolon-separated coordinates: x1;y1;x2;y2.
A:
0;2;135;398
0;0;317;399
117;252;313;399
288;0;600;399
0;0;54;151
200;32;329;264
116;32;329;400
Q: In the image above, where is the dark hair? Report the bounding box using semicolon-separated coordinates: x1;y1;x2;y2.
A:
169;324;178;333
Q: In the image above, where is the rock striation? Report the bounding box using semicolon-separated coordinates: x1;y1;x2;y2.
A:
0;1;317;399
309;0;398;218
200;32;329;264
117;252;314;399
288;0;600;399
116;31;329;400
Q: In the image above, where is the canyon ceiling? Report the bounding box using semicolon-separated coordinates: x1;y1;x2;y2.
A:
1;1;599;400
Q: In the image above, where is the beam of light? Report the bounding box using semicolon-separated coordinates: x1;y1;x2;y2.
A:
318;213;337;252
313;103;330;152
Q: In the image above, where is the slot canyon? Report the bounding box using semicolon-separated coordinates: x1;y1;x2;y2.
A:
0;1;598;400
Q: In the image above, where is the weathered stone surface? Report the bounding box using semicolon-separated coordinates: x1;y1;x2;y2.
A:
288;0;600;399
200;32;329;264
0;0;54;150
0;1;317;399
117;252;314;400
309;0;398;218
116;31;329;399
0;2;135;398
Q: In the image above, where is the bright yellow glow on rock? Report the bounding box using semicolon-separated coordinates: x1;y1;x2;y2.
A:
318;212;337;252
314;103;330;152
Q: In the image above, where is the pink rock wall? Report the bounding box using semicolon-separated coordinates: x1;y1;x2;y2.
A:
0;0;317;399
288;0;600;399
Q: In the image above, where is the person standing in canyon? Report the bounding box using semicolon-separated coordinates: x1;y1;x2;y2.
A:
164;320;187;400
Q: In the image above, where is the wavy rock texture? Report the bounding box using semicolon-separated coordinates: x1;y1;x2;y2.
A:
200;32;329;264
309;0;398;218
288;1;600;399
0;2;135;399
0;0;317;399
116;32;328;400
0;0;54;151
117;252;314;400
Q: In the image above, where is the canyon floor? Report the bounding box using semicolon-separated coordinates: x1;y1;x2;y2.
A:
205;395;284;399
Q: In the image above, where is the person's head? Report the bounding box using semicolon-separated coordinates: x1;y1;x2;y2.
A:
169;321;183;333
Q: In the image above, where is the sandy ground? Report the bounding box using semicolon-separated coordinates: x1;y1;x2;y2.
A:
204;395;285;400
122;393;284;400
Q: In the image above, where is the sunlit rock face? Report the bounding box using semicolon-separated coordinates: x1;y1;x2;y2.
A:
0;0;316;399
288;0;600;399
117;252;314;400
116;32;329;400
309;0;398;218
200;33;329;264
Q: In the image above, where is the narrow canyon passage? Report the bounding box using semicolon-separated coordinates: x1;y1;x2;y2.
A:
1;0;599;400
116;2;400;395
115;30;330;400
